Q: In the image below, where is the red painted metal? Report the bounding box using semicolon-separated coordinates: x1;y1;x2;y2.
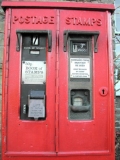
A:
1;2;114;12
2;0;114;11
2;2;115;160
2;8;57;160
58;10;115;159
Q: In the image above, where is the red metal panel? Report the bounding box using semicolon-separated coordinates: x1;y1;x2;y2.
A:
2;4;115;160
2;8;57;159
1;2;114;12
58;10;115;159
2;8;12;158
1;155;116;160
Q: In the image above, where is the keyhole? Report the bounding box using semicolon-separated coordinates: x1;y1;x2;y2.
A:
102;89;105;95
99;87;108;96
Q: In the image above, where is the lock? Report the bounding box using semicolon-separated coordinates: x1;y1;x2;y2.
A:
99;87;108;96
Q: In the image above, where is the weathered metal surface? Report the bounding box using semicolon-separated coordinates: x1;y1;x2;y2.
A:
58;9;115;159
2;8;57;159
1;2;115;12
2;2;115;160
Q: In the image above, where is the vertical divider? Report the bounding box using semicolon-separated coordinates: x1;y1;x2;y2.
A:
55;9;60;153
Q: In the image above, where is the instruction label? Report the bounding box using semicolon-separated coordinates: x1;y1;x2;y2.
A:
70;58;90;78
28;99;45;118
22;61;46;84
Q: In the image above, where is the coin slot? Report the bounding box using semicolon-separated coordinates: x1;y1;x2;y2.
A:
32;36;39;46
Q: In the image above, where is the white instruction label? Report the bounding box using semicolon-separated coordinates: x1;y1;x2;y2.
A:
70;58;90;78
28;99;45;118
22;61;46;84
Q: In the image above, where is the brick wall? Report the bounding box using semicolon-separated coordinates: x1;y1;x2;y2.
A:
0;0;118;159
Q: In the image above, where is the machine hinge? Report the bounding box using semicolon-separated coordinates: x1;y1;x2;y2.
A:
6;9;11;62
5;8;11;82
63;30;99;53
55;41;59;153
7;33;10;62
3;9;12;153
55;10;60;153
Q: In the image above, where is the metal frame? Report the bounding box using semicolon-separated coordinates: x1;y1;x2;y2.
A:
63;30;99;53
16;30;52;52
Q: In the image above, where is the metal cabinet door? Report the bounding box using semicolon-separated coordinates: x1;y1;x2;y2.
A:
58;10;115;160
5;9;57;155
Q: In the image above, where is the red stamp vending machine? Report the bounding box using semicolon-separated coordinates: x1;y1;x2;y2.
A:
1;2;115;160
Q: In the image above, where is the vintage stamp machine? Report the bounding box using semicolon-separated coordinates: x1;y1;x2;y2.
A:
1;1;115;160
